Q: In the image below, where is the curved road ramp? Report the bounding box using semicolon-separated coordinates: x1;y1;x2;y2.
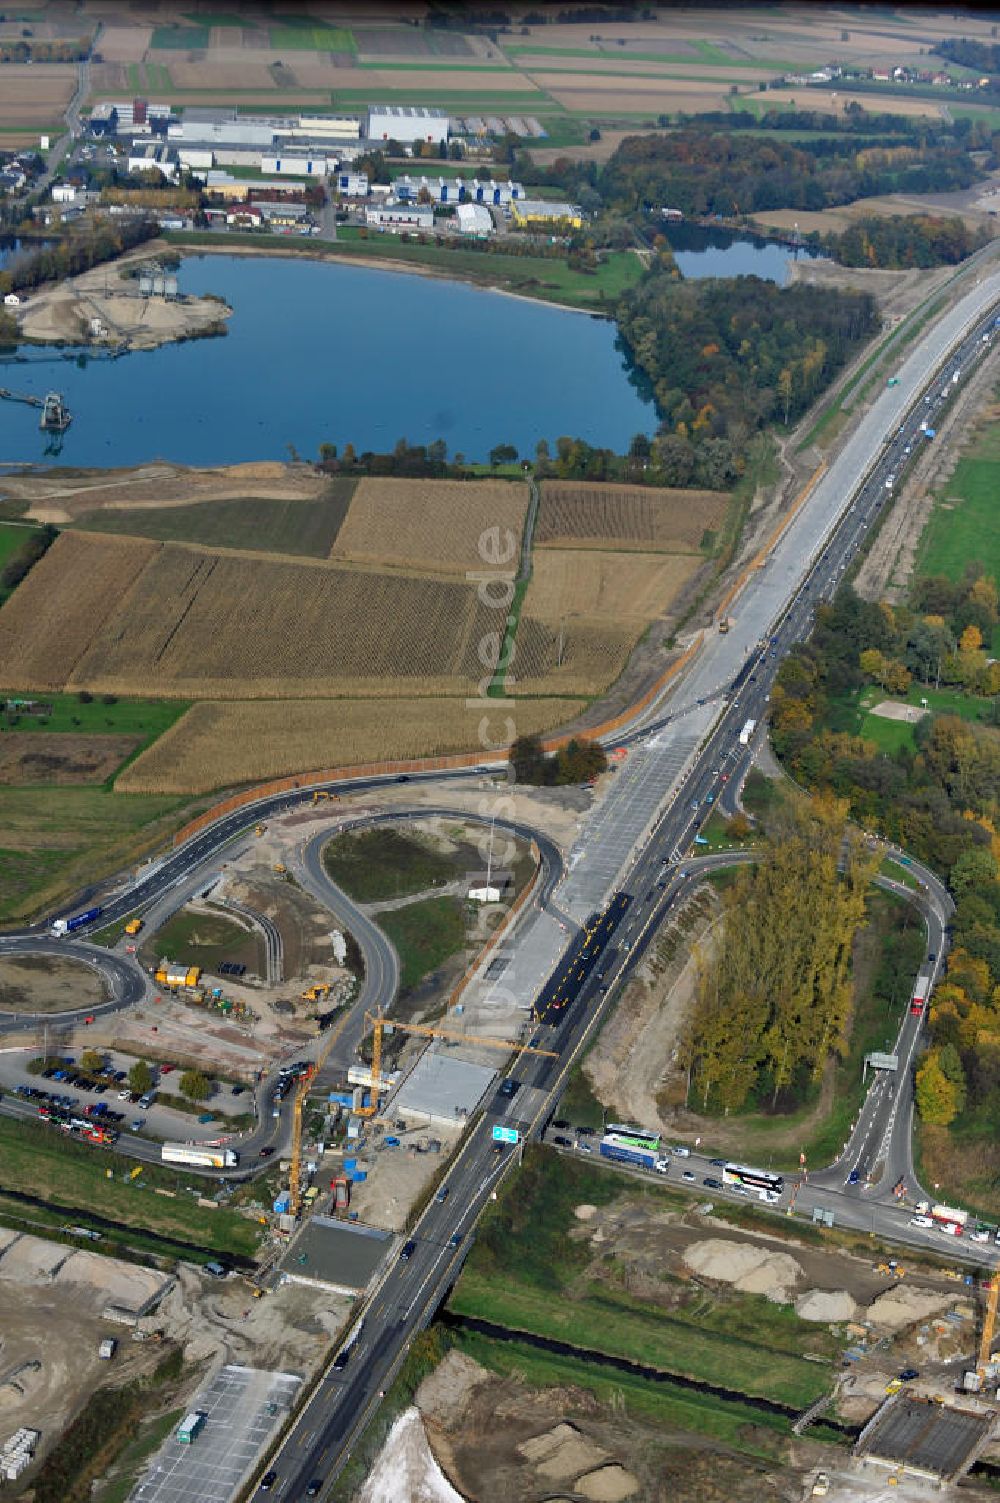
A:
854;1392;994;1486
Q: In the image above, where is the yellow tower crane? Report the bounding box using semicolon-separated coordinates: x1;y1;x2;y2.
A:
287;995;355;1220
978;1270;1000;1378
361;1009;557;1120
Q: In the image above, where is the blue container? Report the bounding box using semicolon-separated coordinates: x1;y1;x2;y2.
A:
343;1159;357;1171
273;1192;291;1214
353;1170;367;1182
383;1136;400;1147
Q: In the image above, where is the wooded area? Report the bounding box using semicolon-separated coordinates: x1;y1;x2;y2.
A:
682;797;879;1113
815;214;991;270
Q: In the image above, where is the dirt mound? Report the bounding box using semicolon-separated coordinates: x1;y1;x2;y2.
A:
577;1463;640;1501
518;1421;608;1480
794;1289;857;1323
416;1350;492;1427
683;1238;803;1298
866;1285;956;1330
575;1204;598;1221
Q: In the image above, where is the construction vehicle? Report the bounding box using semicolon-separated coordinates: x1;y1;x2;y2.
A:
155;964;201;989
311;790;338;805
124;918;143;936
273;863;287;875
964;1271;1000;1391
363;1009;558;1121
302;983;331;1003
717;616;732;634
254;824;266;837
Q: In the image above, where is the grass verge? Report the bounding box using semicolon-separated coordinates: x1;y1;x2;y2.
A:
321;826;455;902
378;895;468;993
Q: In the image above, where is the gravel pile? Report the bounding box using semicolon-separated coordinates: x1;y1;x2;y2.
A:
795;1289;857;1323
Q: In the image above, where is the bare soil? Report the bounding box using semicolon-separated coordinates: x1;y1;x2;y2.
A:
0;732;139;785
0;954;107;1014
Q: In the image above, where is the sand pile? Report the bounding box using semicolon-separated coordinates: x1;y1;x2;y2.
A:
795;1289;857;1323
575;1204;598;1221
683;1238;803;1299
358;1407;465;1503
518;1422;608;1480
577;1463;640;1500
866;1285;957;1330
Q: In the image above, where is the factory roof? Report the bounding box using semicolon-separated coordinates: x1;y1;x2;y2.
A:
392;1048;497;1126
368;104;449;120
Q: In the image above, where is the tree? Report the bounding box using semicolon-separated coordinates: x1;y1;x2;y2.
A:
509;734;547;785
915;1050;960;1125
489;443;518;468
80;1049;104;1075
179;1070;211;1103
128;1059;152;1096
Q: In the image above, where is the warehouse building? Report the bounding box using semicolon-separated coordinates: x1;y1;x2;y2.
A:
456;202;493;236
335;171;369;198
261;151;333;177
366;203;435;232
126;142;178;181
368;104;449;145
511;198;582;229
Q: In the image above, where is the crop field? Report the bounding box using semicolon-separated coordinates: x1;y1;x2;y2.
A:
116;694;580;794
512;615;640;697
268;23;355;52
0;533;159;692
526;549;698;624
0;734;140;786
331;478;529;575
0;65;76;126
537;481;728;553
75;484;357;558
0;533;506;699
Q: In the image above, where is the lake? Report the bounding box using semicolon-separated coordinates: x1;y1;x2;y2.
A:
662;222;825;284
0;254;655;467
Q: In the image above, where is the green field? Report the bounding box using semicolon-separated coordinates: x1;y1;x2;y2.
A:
0;1114;260;1260
148;906;262;977
0;786;195;922
270;22;355;51
0;691;187;743
322;826;456;902
151;25;209;48
0;520;45;603
450;1147;835;1408
915;423;1000;581
829;684;999;755
74;485;357;558
378;895;468;993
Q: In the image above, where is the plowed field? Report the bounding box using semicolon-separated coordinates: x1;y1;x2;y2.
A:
332;478;529;575
537;481;727;552
118;695;581;794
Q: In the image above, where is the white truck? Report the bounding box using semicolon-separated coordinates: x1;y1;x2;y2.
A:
161;1143;238;1170
738;718;757;746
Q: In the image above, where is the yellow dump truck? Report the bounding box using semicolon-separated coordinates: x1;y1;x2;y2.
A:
124;918;143;936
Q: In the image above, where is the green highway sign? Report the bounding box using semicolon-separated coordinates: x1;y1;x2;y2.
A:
492;1125;520;1144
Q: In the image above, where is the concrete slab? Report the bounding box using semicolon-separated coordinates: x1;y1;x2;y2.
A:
280;1215;391;1295
392;1048;497;1127
129;1364;300;1503
855;1394;993;1481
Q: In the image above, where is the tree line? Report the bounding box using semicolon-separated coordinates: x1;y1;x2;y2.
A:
510;734;607;786
681;797;879;1112
812;214;991;270
0;219;159;297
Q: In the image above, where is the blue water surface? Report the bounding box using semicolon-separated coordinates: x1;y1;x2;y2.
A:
1;254;655;467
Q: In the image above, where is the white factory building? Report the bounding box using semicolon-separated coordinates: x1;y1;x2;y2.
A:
366;203;435;231
261;152;333;177
335;171;369;198
367;104;449;145
126;142;178;180
456;202;493;236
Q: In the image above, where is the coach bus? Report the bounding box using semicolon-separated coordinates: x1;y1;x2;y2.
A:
605;1126;661;1154
722;1162;785;1200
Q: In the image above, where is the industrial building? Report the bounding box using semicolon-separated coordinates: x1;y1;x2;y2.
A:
260;152;333;177
366;203;435;232
456;202;493;236
126;142;178;181
390;174;522;206
335;171;369;199
511;198;583;230
368;104;450;145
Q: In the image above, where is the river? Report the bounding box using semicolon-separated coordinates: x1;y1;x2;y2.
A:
0;253;655;468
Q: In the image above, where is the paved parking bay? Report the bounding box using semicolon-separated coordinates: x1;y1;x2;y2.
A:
130;1365;300;1503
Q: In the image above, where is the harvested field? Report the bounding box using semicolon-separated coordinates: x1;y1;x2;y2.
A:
548;83;730;114
117;695;581;794
95;23;152;63
0;65;76;126
167;60;278;89
525;549;698;623
74;484;357;557
0;532;507;699
331;477;529;575
0;734;140;786
512;616;639;697
0;532;158;691
762;87;943;119
358;68;530;93
537;481;727;553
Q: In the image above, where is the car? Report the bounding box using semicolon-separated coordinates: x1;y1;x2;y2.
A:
160;1064;174;1075
117;1089;131;1101
682;1170;697;1182
575;1139;593;1153
576;1126;596;1138
709;1158;727;1167
435;1187;450;1203
703;1177;723;1190
138;1094;154;1109
130;1118;144;1131
970;1227;993;1243
498;1079;519;1098
928;953;936;963
259;1473;277;1493
553;1135;572;1147
400;1240;417;1261
231;1085;245;1096
847;1168;860;1185
306;1482;323;1497
899;1368;920;1381
259;1146;275;1158
449;1231;462;1248
907;1213;933;1227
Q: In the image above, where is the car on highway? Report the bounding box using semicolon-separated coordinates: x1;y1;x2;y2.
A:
847;1168;860;1185
259;1473;277;1493
910;1213;937;1228
435;1187;450;1203
306;1482;322;1498
399;1240;416;1261
449;1232;462;1248
970;1227;993;1243
703;1177;723;1190
670;1145;691;1157
258;1146;275;1159
498;1079;519;1099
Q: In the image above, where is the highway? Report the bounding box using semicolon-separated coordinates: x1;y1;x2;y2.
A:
0;266;997;1498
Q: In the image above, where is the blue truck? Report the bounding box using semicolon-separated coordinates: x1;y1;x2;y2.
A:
51;906;102;936
599;1137;669;1174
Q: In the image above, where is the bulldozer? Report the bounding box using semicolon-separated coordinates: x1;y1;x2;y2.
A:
274;863;287;875
311;790;338;805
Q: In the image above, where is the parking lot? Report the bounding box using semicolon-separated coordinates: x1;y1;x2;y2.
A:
130;1365;301;1503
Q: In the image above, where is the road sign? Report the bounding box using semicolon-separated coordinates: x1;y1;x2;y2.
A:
492;1125;519;1145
